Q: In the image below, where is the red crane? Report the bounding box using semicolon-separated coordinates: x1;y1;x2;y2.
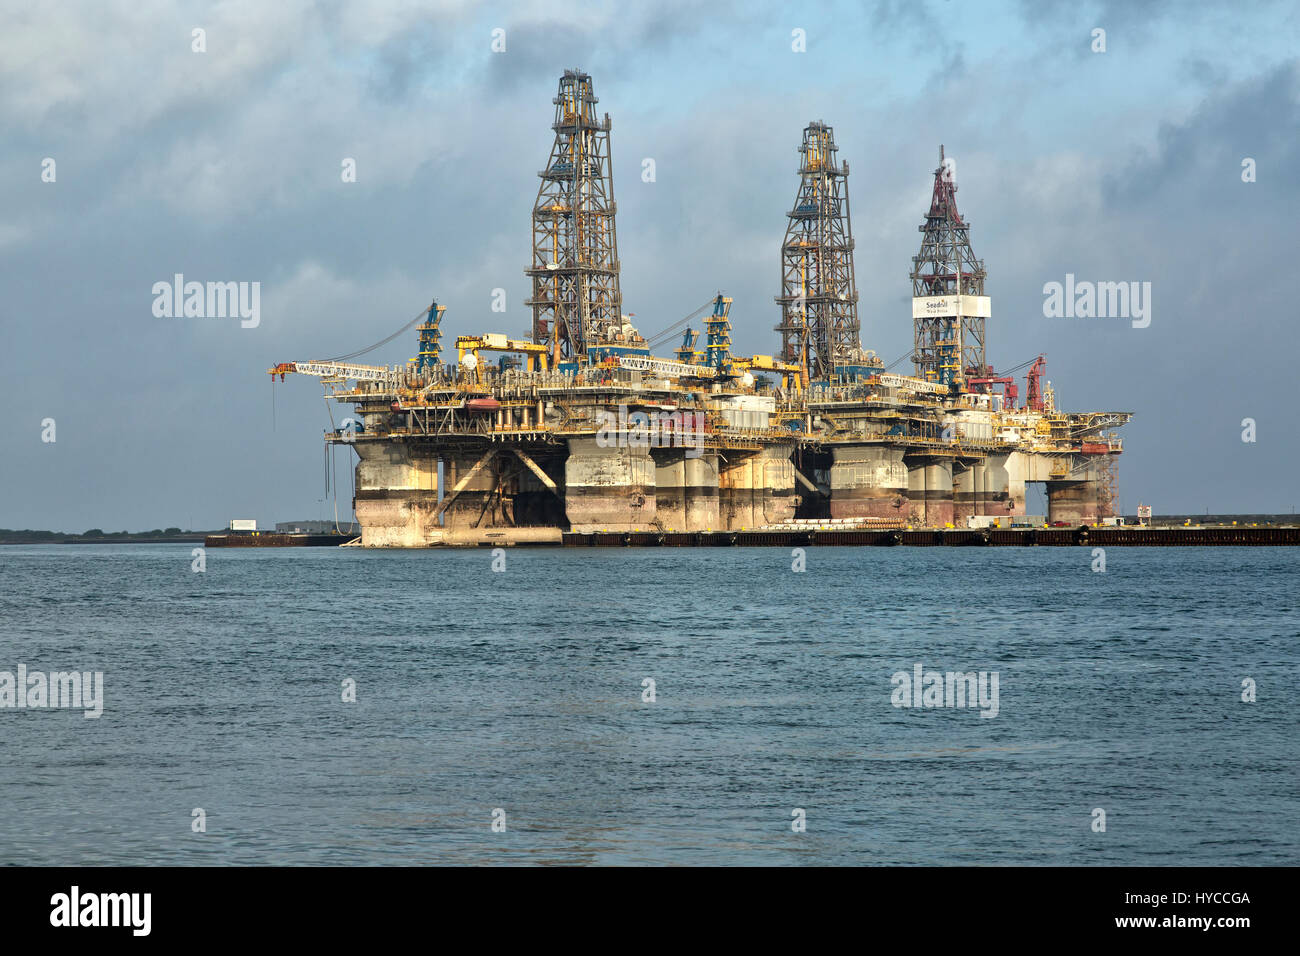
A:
1025;355;1046;411
966;365;1019;407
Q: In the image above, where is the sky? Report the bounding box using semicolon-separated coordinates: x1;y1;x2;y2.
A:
2;0;1297;531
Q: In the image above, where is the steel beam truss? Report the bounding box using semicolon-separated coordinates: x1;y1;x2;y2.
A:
774;121;862;381
911;146;987;388
525;70;622;365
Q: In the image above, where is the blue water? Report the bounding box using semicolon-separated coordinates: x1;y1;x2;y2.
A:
0;544;1295;865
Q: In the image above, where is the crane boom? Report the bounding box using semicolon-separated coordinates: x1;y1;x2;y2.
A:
269;361;401;383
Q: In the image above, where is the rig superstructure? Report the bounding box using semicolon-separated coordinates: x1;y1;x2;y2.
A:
270;71;1131;546
774;121;871;382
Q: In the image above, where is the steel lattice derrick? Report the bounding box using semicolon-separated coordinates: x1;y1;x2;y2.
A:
910;146;987;388
525;70;622;365
774;121;862;382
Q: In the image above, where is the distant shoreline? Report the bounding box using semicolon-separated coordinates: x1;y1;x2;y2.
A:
0;532;210;545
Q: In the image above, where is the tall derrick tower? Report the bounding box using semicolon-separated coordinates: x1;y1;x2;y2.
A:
525;70;622;365
910;146;988;389
775;121;862;381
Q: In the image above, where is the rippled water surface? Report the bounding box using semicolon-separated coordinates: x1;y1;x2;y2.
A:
0;544;1295;865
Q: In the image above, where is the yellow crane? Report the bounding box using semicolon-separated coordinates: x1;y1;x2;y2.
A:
455;334;551;383
731;354;806;393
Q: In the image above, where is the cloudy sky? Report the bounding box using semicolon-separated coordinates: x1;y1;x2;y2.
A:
2;0;1297;531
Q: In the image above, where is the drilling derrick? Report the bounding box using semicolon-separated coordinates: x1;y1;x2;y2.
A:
775;121;862;381
911;146;988;390
526;70;622;365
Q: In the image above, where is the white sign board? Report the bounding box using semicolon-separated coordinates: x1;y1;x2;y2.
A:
912;295;992;319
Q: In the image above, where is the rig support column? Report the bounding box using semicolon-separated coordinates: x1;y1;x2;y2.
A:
976;452;1026;518
563;436;656;532
1047;478;1101;525
684;452;721;531
906;456;954;527
718;451;759;530
762;443;798;527
352;442;440;547
953;462;975;525
653;449;721;532
652;450;688;531
828;445;908;519
720;445;796;530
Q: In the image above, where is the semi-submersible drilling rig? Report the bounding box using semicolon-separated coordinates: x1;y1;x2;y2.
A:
271;70;1131;546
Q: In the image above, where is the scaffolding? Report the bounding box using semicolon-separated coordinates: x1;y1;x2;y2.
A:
525;70;622;364
1096;432;1120;518
911;146;987;389
774;121;862;381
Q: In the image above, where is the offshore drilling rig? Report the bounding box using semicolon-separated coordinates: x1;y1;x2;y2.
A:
270;70;1131;546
